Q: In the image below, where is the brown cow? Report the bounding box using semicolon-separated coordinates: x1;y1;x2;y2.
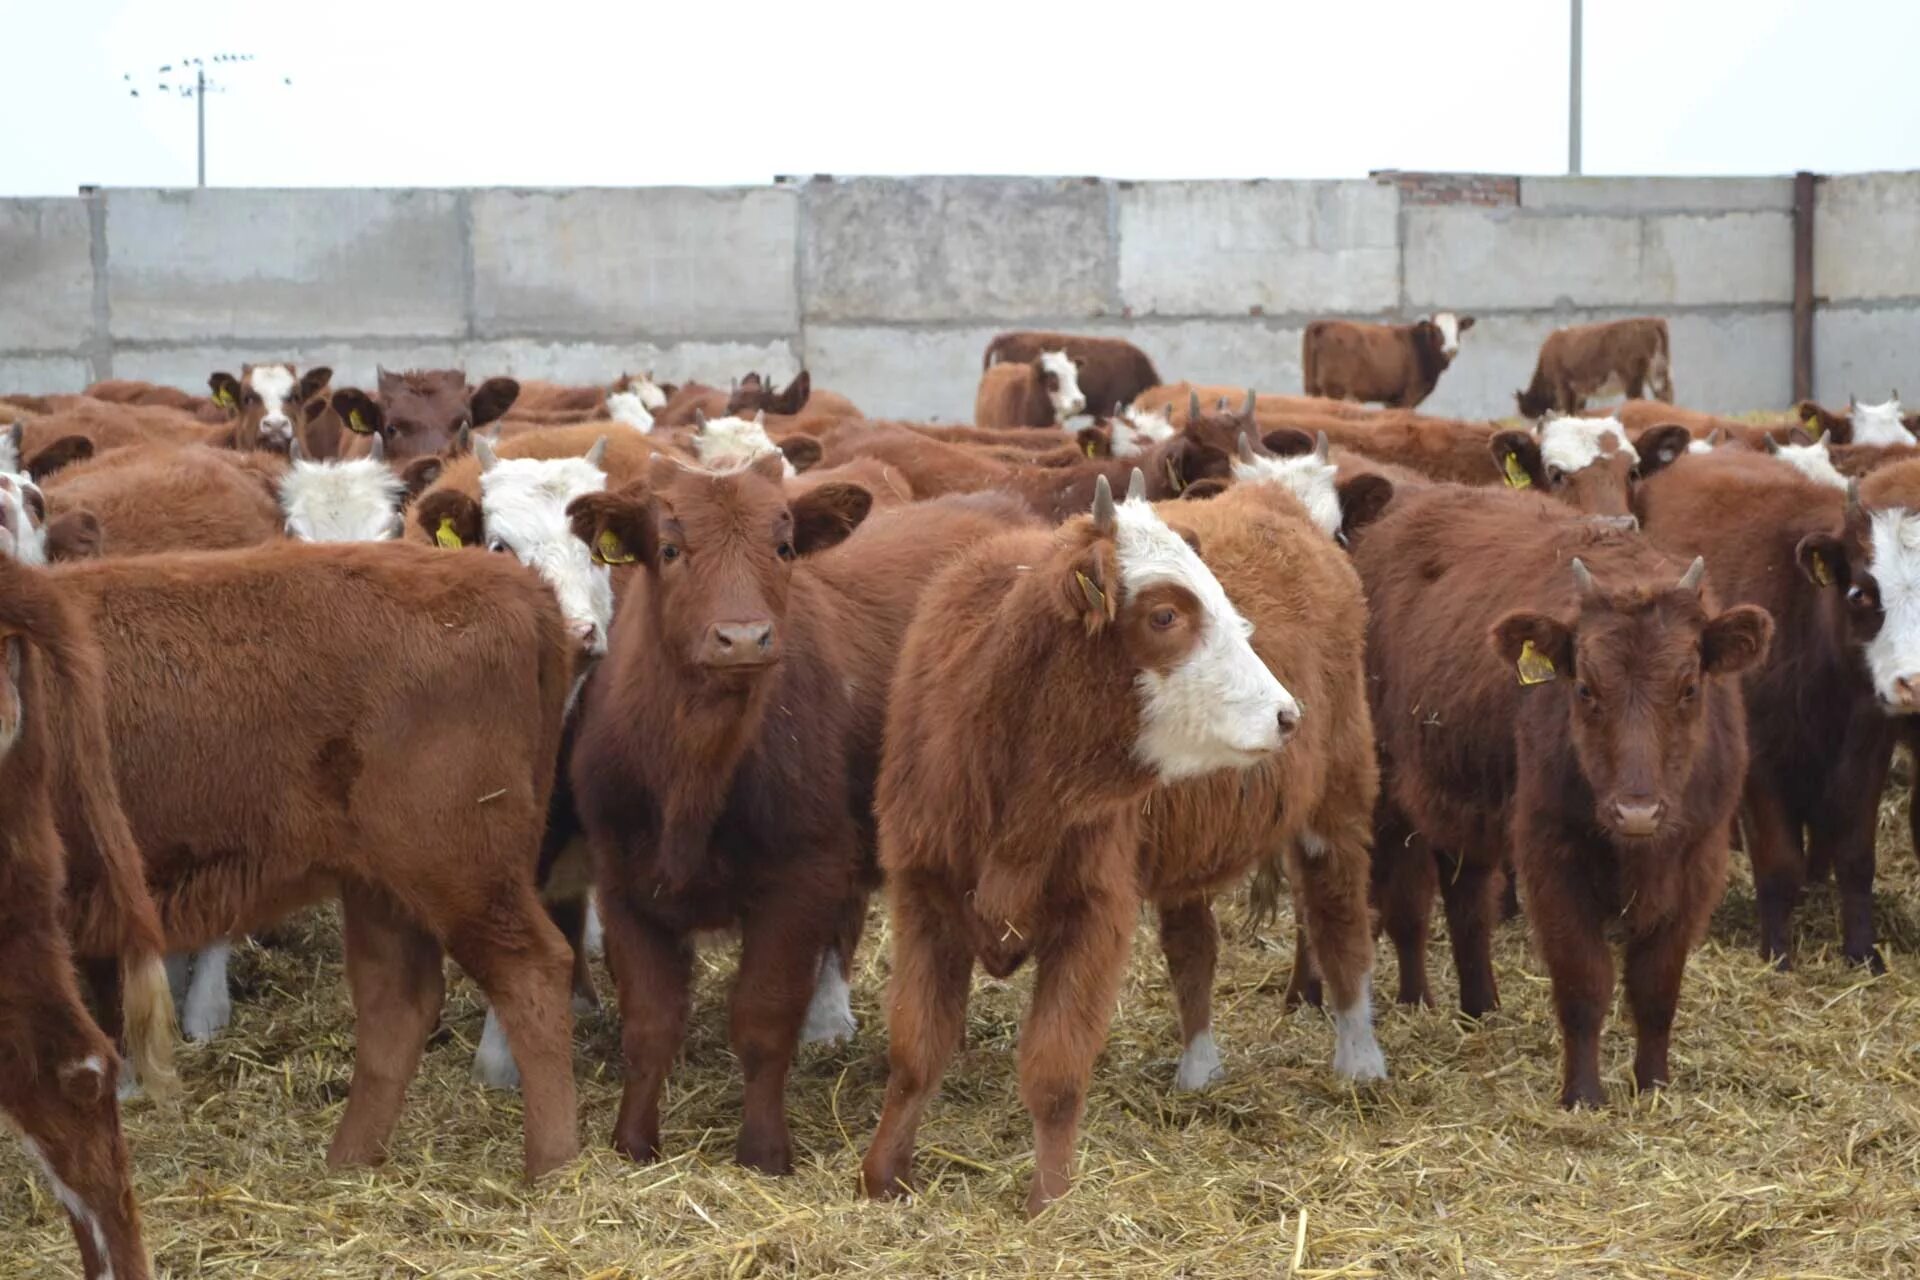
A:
3;421;95;484
207;363;335;454
19;400;230;458
1360;484;1768;1104
329;367;518;461
1142;384;1384;424
861;472;1295;1215
724;370;863;434
1301;313;1474;408
1516;317;1673;418
85;377;228;426
651;381;730;429
1638;453;1920;971
983;332;1161;414
0;556;157;1280
568;455;1026;1174
975;353;1087;428
42;445;287;558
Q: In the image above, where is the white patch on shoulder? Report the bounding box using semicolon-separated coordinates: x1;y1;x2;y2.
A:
1115;494;1296;780
183;940;233;1042
606;390;655;433
1863;508;1920;708
248;363;299;446
1332;976;1387;1082
1174;1028;1224;1091
1538;414;1637;477
1851;397;1916;447
800;948;858;1046
1231;448;1341;539
1771;438;1848;492
472;1006;520;1090
1040;351;1087;423
1431;311;1462;358
481;455;614;655
1112;405;1176;459
691;414;794;476
20;1137;117;1280
281;457;407;542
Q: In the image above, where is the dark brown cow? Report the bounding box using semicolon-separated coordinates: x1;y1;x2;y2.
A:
330;368;518;461
723;370;863;435
861;472;1295;1215
1516;317;1673;418
1638;453;1920;971
207;363;334;454
983;333;1161;414
0;556;156;1280
1360;484;1768;1105
974;353;1087;428
568;455;1025;1174
1301;313;1474;408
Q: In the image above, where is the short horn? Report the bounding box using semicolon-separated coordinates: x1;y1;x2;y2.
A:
1847;478;1863;516
1092;473;1116;532
1237;432;1258;463
1127;467;1147;502
753;410;765;426
288;437;306;462
475;435;498;473
1763;434;1780;454
693;408;708;430
584;435;608;467
1677;556;1706;593
1314;430;1330;462
1189;391;1200;421
1571;557;1596;596
1241;388;1256;418
368;433;386;462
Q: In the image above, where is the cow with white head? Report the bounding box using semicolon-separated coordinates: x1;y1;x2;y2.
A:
209;363;334;454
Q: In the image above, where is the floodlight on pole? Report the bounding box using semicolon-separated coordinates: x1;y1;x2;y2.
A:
122;54;293;187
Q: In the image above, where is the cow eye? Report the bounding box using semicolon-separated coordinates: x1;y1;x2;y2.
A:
1847;585;1878;610
1680;682;1699;702
1575;682;1594;702
487;537;507;554
660;544;681;563
1150;606;1178;630
776;541;796;562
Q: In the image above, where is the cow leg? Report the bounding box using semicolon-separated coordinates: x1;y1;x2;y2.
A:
604;900;692;1165
1743;786;1804;969
1622;922;1692;1096
1812;797;1891;976
1521;864;1613;1108
1019;865;1137;1218
1157;897;1222;1091
447;884;579;1179
1374;813;1435;1007
1291;826;1386;1082
182;939;233;1042
1283;890;1324;1009
544;894;597;1012
861;875;974;1201
1436;853;1500;1017
730;886;840;1175
326;885;446;1170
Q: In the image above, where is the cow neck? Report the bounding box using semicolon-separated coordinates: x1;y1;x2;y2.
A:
1409;329;1447;403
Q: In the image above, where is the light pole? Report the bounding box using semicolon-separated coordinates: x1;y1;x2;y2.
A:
1568;0;1583;175
123;55;292;187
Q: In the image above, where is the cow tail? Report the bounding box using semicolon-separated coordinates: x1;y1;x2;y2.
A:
122;948;180;1100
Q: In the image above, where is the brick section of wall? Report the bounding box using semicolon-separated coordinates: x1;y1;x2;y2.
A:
1374;170;1521;208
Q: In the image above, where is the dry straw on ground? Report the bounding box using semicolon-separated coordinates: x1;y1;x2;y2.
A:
8;788;1920;1278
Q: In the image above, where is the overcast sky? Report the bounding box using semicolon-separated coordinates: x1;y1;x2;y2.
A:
3;0;1915;196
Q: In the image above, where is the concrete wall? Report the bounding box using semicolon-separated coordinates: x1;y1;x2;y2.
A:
2;173;1916;420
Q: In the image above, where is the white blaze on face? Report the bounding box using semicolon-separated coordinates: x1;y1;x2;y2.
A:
692;414;793;477
1538;414;1638;478
21;1136;118;1280
1040;351;1086;422
280;458;408;542
1431;311;1463;358
606;390;656;433
1863;508;1920;708
248;364;299;447
1850;397;1915;447
1114;495;1296;779
480;456;614;655
0;473;48;565
1112;405;1176;459
1771;439;1848;492
1231;448;1341;539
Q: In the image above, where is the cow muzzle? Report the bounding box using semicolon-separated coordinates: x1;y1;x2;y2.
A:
1881;674;1920;715
1607;797;1666;839
700;620;779;668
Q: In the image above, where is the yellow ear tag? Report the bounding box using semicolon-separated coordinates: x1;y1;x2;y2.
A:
213;387;235;409
1074;570;1114;620
434;516;464;550
1810;553;1833;587
1802;418;1823;442
1516;639;1556;685
1503;452;1533;489
348;409;372;435
1084;441;1097;458
596;529;636;565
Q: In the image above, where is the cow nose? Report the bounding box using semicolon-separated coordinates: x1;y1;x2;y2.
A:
1611;799;1665;837
1891;675;1920;711
568;619;600;656
1276;703;1300;738
702;620;777;667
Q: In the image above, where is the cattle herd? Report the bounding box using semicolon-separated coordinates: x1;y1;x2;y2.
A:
5;309;1920;1277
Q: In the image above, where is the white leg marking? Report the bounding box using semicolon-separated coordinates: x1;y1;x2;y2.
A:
1332;976;1388;1082
799;948;857;1046
183;940;233;1042
21;1137;117;1280
114;1058;141;1103
472;1006;521;1091
583;895;605;959
1174;1028;1225;1092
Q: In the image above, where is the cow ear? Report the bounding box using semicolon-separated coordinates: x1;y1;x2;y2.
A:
1076;425;1111;458
1458;315;1476;332
1794;532;1848;590
1336;474;1395;543
1492;611;1573;683
414;489;483;550
1261;428;1315;458
25;435;94;482
332;388;384;437
1180;477;1231;501
778;434;823;472
774;370;812;416
469;377;520;428
790;482;872;555
1702;604;1773;676
567;488;656;567
44;510;104;562
1490;431;1547;490
297;366;333;402
1058;537;1120;633
1634;424;1693;479
1171;434;1231;493
208;371;242;412
399;456;444;501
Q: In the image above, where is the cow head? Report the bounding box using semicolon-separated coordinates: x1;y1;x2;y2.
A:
1037;351;1087;423
569;451;870;678
1762;429;1848;492
280;436;410;542
332;368;519;460
1110;403;1176;459
414;435;613;658
1428;312;1474;361
1490;415;1678;516
606;373;659;433
1803;464;1920;714
726;370;812;418
687;411;815;476
1494;556;1771;842
1231;430;1341;538
1849;393;1915;448
210;363;333;454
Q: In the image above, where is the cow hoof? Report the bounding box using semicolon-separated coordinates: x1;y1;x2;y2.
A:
1334;1037;1388;1084
183;987;232;1043
1851;947;1888;976
860;1160;913;1201
736;1134;793;1176
1174;1030;1225;1092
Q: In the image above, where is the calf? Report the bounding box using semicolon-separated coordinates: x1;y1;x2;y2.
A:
330;367;519;461
651;381;730;429
20;400;230;457
1517;318;1673;418
861;472;1293;1215
683;411;817;476
85;377;227;425
724;370;863;433
0;557;157;1280
983;332;1161;413
1796;394;1918;448
208;363;334;454
1639;453;1920;970
41;445;286;558
569;455;1025;1174
278;436;412;543
1301;313;1473;408
975;352;1087;428
1361;485;1768;1102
